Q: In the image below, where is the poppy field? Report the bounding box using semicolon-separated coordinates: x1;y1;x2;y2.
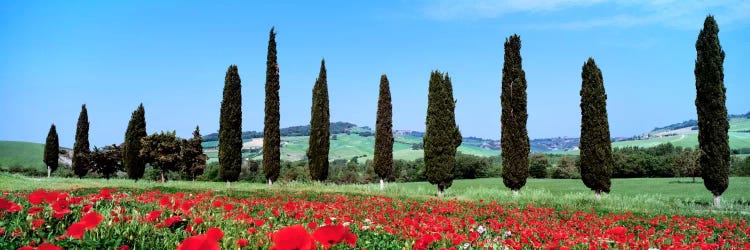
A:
1;181;749;250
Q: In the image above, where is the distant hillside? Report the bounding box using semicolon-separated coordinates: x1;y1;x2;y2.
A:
203;122;368;141
0;141;72;172
613;114;750;151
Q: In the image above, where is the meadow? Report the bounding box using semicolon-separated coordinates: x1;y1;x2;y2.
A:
1;174;749;249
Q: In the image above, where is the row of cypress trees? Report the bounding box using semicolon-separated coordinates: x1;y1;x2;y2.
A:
493;15;729;206
46;16;729;205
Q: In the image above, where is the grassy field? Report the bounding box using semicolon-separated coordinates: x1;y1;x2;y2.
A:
613;118;750;149
0;141;47;172
1;174;747;219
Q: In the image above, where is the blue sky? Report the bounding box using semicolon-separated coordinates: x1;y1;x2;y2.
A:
1;0;748;147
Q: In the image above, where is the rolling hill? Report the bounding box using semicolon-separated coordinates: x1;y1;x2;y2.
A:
0;141;72;172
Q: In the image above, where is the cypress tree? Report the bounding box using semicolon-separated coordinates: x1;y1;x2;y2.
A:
424;70;462;197
373;74;393;190
694;15;729;207
307;59;330;181
500;34;530;193
123;103;147;181
579;58;613;197
43;124;59;178
219;65;242;185
72;104;90;178
263;27;281;185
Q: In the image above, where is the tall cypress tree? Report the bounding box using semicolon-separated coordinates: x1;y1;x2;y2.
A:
373;74;393;190
263;27;281;185
219;65;242;185
500;34;530;193
424;71;461;197
123;103;147;181
694;15;729;207
579;58;613;197
72;104;90;178
307;59;330;181
43;123;59;178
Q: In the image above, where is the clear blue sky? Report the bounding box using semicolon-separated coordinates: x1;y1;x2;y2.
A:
1;0;748;147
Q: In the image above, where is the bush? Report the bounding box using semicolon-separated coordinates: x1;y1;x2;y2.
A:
551;156;579;179
529;154;550;179
3;164;46;177
453;153;492;179
731;156;750;177
52;166;75;178
197;162;221;181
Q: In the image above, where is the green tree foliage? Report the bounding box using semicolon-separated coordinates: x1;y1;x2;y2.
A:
551;155;579;179
500;34;530;192
307;59;330;181
373;74;394;187
579;58;613;195
673;147;701;182
91;144;122;180
424;70;462;197
43;124;59;177
529;154;550;179
694;15;730;201
140;131;182;183
182;126;207;181
453;152;492;179
73;104;90;178
263;27;282;185
219;65;242;183
123;104;147;181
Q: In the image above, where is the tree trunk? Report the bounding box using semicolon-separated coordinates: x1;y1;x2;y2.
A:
268;179;273;185
512;189;519;196
437;185;444;198
380;178;384;190
595;190;601;199
692;176;696;183
160;171;165;183
227;180;231;187
47;166;51;178
714;195;721;207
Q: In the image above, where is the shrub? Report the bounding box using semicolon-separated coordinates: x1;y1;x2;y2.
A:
529;154;550;179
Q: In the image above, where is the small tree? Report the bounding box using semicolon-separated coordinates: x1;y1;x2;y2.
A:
307;59;330;182
528;154;550;179
140;131;182;183
579;58;613;198
552;156;579;179
673;148;701;183
91;144;122;180
182;126;207;181
219;65;243;186
500;34;530;194
43;124;59;178
263;27;282;185
694;15;730;207
424;71;462;197
72;104;90;178
124;104;147;181
373;74;393;190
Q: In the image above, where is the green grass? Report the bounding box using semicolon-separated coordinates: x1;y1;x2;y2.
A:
612;132;750;149
2;174;747;218
0;141;47;171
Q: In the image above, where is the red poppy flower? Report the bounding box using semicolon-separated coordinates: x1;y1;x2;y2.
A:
176;235;219;250
308;222;318;230
17;246;35;250
64;222;87;239
80;212;104;229
165;216;182;227
37;243;63;250
117;246;130;250
312;224;357;248
146;210;162;223
32;219;44;230
270;225;316;250
206;227;224;241
236;238;249;248
176;227;224;250
193;217;203;225
247;227;256;234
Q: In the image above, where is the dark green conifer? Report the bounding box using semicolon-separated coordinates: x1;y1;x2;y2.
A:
73;104;90;178
307;59;330;181
500;34;530;192
373;74;393;190
263;27;281;185
123;103;147;181
219;65;242;185
579;58;613;197
424;71;462;197
694;15;729;207
43;124;59;177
